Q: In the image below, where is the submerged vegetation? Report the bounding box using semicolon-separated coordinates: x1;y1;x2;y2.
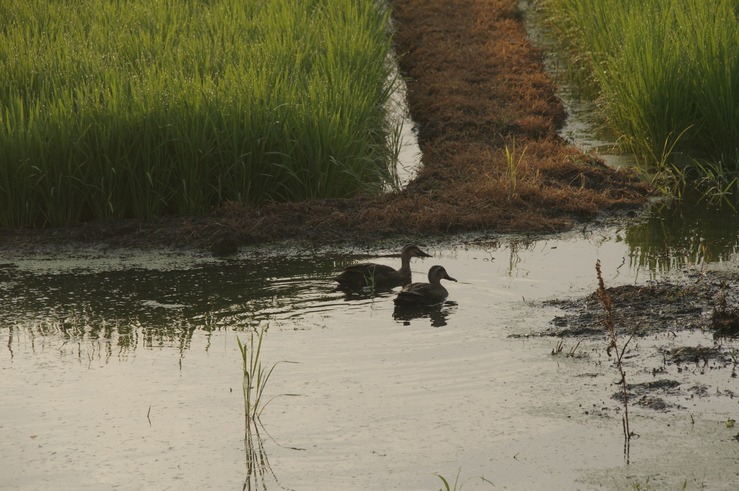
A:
539;0;739;198
0;0;398;227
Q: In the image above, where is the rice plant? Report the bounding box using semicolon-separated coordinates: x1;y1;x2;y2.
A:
0;0;400;227
539;0;739;189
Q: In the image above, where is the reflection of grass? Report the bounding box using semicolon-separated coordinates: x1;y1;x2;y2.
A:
243;418;275;491
623;196;739;272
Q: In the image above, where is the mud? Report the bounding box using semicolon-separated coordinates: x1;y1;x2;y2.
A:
539;268;739;419
545;270;739;339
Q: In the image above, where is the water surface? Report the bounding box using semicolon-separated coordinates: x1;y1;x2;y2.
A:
2;203;739;490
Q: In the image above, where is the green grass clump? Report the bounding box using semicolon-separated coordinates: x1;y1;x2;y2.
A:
539;0;739;184
0;0;399;227
237;327;277;422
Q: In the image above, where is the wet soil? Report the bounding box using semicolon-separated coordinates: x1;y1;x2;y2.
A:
541;269;739;413
0;0;650;253
545;270;739;339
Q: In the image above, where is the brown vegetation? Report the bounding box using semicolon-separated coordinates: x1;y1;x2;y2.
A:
0;0;650;252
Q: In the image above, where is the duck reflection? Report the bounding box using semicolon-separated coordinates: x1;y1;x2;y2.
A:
393;301;457;327
338;288;396;302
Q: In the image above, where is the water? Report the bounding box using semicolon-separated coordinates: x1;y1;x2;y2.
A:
2;207;739;490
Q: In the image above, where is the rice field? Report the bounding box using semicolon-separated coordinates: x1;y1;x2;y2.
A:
539;0;739;182
0;0;399;227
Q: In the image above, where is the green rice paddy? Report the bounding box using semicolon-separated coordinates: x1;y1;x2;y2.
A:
0;0;398;227
540;0;739;183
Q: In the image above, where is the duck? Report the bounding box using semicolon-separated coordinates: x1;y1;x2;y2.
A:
334;244;432;291
393;265;457;306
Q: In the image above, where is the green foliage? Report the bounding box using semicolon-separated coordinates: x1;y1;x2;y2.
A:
0;0;399;227
434;469;494;491
504;138;527;201
237;327;277;422
539;0;739;184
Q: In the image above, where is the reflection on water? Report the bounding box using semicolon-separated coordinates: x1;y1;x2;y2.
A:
625;196;739;272
2;197;738;362
243;420;280;491
1;255;344;359
393;301;458;328
2;198;739;490
1;200;736;357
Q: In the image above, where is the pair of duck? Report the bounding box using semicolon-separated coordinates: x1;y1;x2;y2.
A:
334;244;456;306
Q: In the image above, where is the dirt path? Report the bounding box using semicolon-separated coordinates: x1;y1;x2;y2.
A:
0;0;650;253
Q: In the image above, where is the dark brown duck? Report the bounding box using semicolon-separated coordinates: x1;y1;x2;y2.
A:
334;244;432;291
393;265;457;306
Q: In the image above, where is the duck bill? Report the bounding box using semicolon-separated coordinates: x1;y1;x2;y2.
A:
445;275;457;282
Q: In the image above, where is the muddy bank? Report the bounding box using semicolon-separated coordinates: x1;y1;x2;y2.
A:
538;269;739;413
0;0;650;252
545;270;739;339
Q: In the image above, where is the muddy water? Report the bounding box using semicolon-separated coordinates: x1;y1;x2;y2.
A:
2;206;739;490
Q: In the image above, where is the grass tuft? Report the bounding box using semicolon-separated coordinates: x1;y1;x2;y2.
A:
504;138;528;202
236;326;298;489
237;326;283;422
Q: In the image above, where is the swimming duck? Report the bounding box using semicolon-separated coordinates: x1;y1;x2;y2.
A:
334;244;432;291
393;265;457;306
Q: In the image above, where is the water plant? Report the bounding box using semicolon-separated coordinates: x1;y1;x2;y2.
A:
236;326;296;490
0;0;400;227
436;469;462;491
237;327;279;422
434;469;494;491
595;260;635;462
551;339;582;357
539;0;739;195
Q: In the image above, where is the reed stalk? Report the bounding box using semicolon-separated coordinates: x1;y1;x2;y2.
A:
237;327;278;423
595;260;635;463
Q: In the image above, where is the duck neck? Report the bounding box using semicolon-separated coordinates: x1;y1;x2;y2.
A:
398;254;412;274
